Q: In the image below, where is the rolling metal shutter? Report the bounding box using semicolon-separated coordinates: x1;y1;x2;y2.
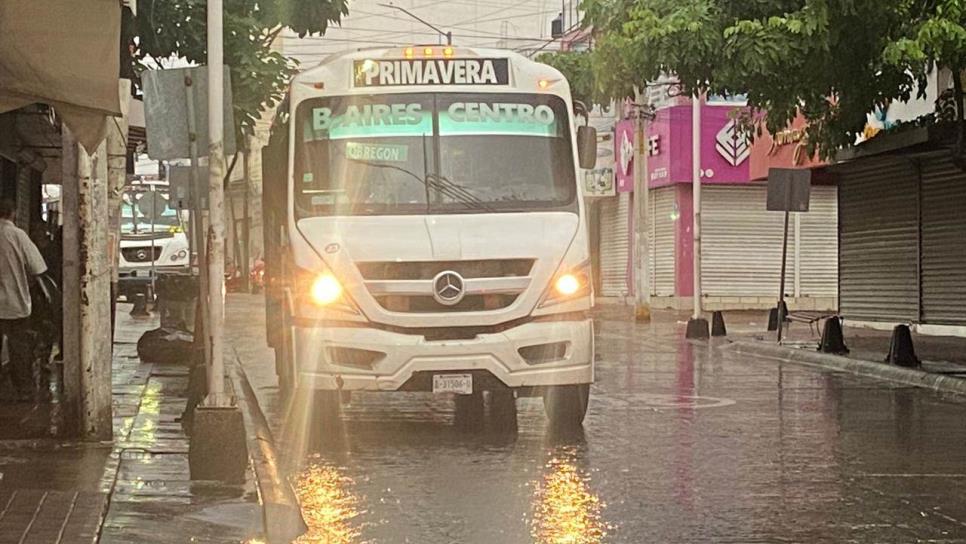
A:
920;157;966;325
838;158;919;322
701;185;785;297
798;185;839;297
649;186;676;296
599;193;630;296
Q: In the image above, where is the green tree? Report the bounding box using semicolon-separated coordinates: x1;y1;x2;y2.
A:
135;0;348;142
537;51;604;110
584;0;965;158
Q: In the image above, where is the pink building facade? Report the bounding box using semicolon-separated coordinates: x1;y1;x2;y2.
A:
608;100;838;311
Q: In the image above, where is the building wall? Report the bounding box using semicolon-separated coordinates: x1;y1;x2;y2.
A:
638;100;838;310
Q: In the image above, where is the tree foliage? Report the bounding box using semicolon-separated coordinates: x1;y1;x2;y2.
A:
135;0;348;142
536;51;604;110
584;0;966;158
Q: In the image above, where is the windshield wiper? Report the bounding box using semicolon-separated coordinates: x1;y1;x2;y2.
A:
425;173;492;212
347;158;493;212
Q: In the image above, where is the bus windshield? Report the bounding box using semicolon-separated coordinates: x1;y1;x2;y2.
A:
120;189;183;234
294;92;576;216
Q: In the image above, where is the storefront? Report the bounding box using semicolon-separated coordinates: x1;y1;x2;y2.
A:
643;100;838;311
831;128;966;331
583;106;631;299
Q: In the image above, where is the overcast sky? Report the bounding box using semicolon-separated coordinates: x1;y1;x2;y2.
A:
280;0;579;66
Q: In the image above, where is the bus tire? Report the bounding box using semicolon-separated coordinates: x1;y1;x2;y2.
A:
543;384;590;429
309;389;342;448
488;389;518;431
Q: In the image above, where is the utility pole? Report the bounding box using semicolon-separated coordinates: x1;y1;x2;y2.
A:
206;0;228;406
379;3;452;44
685;92;709;339
188;0;249;485
632;91;653;322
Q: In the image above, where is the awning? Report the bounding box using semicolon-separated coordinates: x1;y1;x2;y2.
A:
0;0;122;151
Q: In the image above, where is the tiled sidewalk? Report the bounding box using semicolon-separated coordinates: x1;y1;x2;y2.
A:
0;309;263;543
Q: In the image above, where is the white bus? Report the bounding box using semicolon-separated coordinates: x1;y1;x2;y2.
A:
261;46;598;430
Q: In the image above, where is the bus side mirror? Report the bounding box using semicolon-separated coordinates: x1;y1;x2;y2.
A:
577;126;597;169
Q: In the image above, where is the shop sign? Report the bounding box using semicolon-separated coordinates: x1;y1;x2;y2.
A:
714;119;751;166
615;120;635;192
583;167;615;197
768;127;809;166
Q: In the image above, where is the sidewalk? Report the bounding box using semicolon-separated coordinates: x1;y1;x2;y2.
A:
716;309;966;396
0;306;263;543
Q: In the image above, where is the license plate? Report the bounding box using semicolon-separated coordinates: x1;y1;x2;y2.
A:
432;374;473;395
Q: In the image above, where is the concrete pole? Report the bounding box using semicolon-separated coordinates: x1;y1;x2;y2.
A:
207;0;228;405
61;125;113;440
632;94;651;322
691;94;702;320
107;89;130;335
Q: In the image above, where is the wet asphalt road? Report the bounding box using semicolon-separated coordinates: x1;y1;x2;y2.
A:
226;295;966;543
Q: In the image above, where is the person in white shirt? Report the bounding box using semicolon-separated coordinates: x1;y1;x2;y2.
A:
0;199;48;401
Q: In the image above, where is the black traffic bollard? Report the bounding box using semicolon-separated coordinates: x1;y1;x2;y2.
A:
711;311;727;337
130;293;150;317
886;324;920;368
685;317;710;340
818;316;849;354
767;301;789;332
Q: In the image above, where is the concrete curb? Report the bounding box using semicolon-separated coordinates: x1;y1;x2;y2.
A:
230;356;308;544
722;340;966;397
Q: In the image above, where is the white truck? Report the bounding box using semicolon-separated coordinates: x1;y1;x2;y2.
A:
117;179;190;301
261;46;598;429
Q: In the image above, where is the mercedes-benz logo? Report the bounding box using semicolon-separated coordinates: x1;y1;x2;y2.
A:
432;270;465;306
136;249;148;261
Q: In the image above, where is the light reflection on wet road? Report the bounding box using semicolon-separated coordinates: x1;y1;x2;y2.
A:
227;295;966;543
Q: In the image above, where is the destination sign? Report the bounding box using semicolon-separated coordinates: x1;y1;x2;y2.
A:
353;58;510;87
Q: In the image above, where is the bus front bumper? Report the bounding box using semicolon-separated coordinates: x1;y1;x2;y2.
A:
293;318;594;392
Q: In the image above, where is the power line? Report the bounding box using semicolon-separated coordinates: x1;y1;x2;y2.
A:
339;6;556;43
286;29;551;43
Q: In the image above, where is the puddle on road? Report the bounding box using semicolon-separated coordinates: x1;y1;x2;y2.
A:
530;452;608;544
292;456;363;544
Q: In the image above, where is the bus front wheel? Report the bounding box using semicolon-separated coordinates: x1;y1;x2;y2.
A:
543;384;590;429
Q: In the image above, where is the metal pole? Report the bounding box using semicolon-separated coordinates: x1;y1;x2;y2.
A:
379;3;451;44
691;94;702;320
241;149;251;292
777;210;790;342
207;0;228;405
185;76;211;368
793;212;801;298
149;185;157;300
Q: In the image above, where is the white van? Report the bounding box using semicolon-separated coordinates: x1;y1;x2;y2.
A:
262;46;597;429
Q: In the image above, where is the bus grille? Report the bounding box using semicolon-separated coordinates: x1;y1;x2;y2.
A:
122;246;162;263
358;259;535;313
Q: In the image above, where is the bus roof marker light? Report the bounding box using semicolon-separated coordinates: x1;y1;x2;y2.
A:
538;79;551;89
443;46;454;58
404;47;415;59
423;47;434;57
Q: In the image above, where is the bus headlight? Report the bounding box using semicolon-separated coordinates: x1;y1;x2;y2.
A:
539;262;592;308
310;273;343;306
555;273;582;296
